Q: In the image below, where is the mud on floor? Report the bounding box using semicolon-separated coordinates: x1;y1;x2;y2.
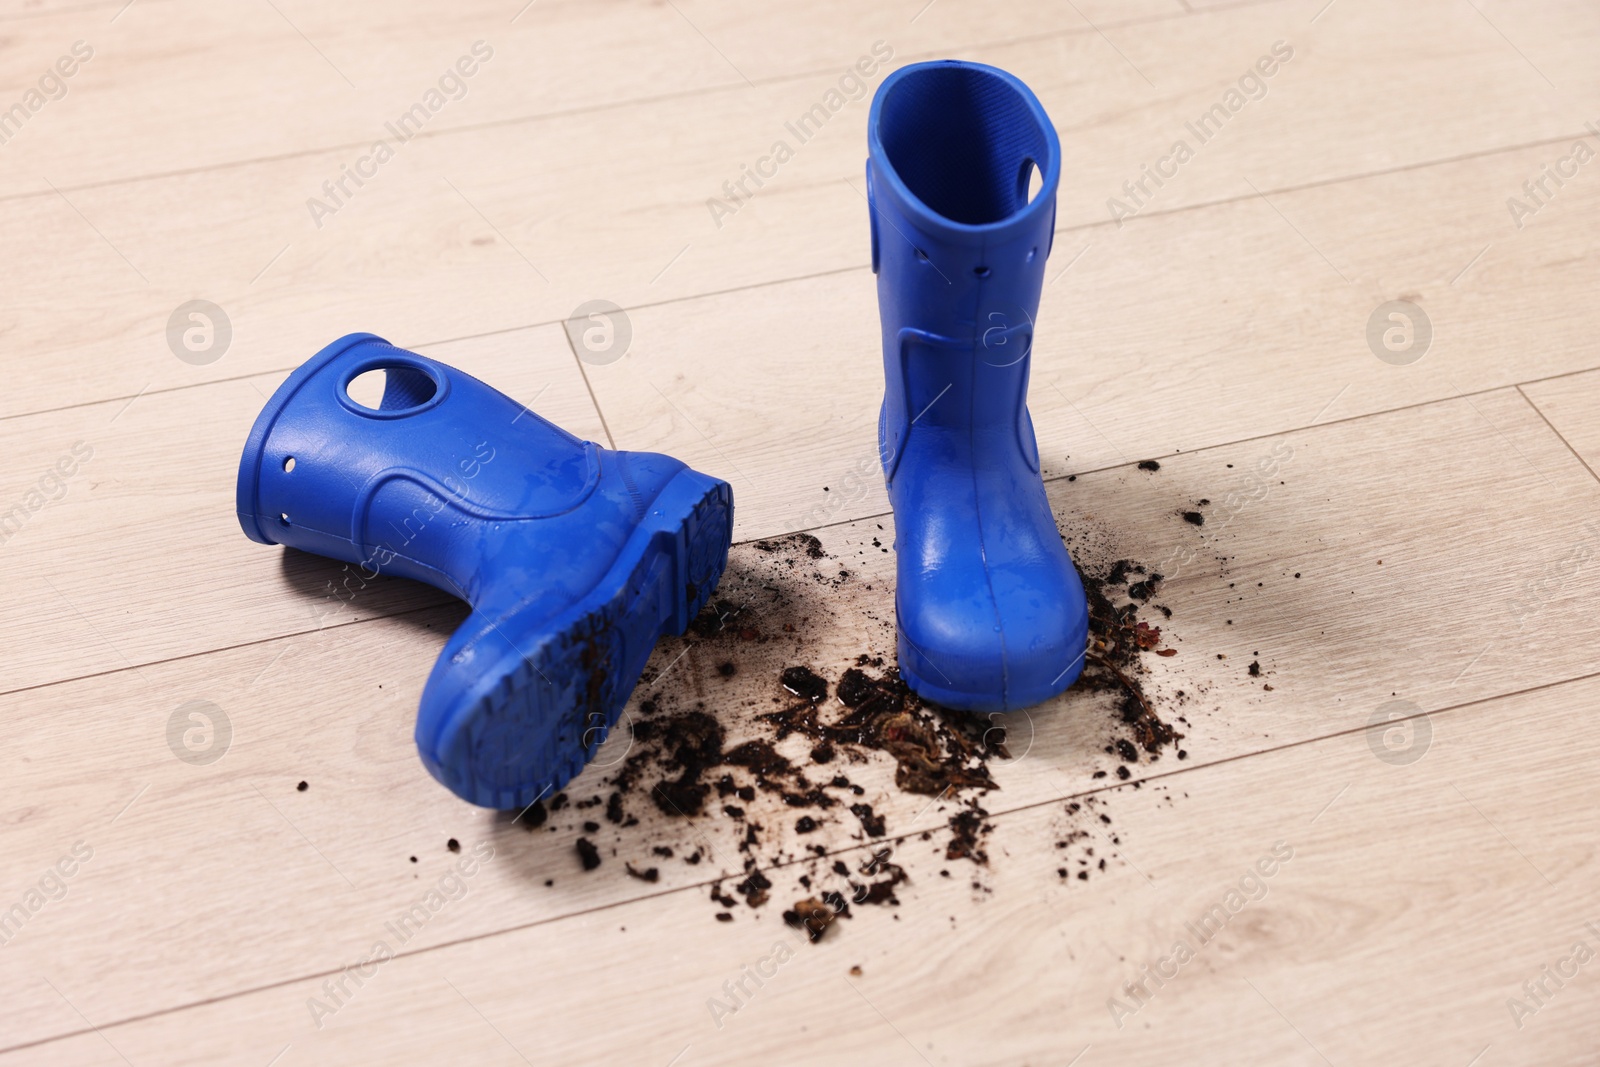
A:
496;499;1230;940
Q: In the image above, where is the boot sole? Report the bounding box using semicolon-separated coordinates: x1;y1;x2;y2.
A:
430;469;733;809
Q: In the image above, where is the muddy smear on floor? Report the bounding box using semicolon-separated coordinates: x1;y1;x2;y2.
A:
508;518;1211;938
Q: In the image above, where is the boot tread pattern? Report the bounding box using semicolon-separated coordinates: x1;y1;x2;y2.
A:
444;475;733;809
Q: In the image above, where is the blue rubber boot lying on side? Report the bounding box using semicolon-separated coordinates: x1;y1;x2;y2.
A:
237;334;733;808
866;61;1089;713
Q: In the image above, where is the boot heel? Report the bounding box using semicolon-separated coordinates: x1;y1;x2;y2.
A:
644;468;735;631
429;469;732;809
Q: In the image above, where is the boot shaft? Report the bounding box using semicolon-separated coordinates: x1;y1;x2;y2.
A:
867;61;1060;480
236;334;599;599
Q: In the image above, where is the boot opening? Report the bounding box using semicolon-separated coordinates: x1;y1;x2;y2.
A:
347;364;440;414
878;65;1053;226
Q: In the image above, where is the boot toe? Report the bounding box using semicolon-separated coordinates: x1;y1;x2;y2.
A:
897;551;1089;713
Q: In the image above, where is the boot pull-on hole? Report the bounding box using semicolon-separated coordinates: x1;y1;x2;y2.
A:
347;367;388;409
915;249;930;262
345;364;439;415
283;456;296;473
279;512;291;527
1018;158;1042;205
974;266;991;277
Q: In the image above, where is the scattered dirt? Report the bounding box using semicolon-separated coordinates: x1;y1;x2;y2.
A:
1075;559;1182;755
504;504;1217;938
945;806;991;864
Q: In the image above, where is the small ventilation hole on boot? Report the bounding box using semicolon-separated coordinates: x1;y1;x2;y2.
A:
279;513;291;526
974;266;991;277
346;365;439;415
915;249;929;262
1027;247;1037;262
282;456;296;473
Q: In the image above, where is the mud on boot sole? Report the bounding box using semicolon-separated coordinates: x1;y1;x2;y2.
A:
430;470;733;810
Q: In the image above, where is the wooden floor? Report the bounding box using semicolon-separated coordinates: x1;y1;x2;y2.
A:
4;0;1600;1062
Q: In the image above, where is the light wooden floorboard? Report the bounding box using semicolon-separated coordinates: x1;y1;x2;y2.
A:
5;0;1600;1060
0;0;1193;199
1524;369;1600;479
501;133;1600;538
5;0;1599;422
3;131;1599;545
7;673;1596;1065
2;387;1598;1050
0;0;114;17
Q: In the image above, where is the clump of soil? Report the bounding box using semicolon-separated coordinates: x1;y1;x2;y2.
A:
1076;558;1181;755
785;893;849;941
598;644;1002;911
761;665;1003;797
508;520;1197;937
945;804;991;864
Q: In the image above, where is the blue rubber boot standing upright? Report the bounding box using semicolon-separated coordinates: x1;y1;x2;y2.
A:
237;334;733;808
866;61;1089;713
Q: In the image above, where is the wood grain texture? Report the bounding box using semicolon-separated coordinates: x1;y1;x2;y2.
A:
0;0;114;17
5;0;1600;1060
7;673;1597;1065
4;132;1598;526
1523;369;1600;478
2;388;1598;1051
5;0;1600;423
584;134;1600;539
0;326;600;695
0;0;1188;198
